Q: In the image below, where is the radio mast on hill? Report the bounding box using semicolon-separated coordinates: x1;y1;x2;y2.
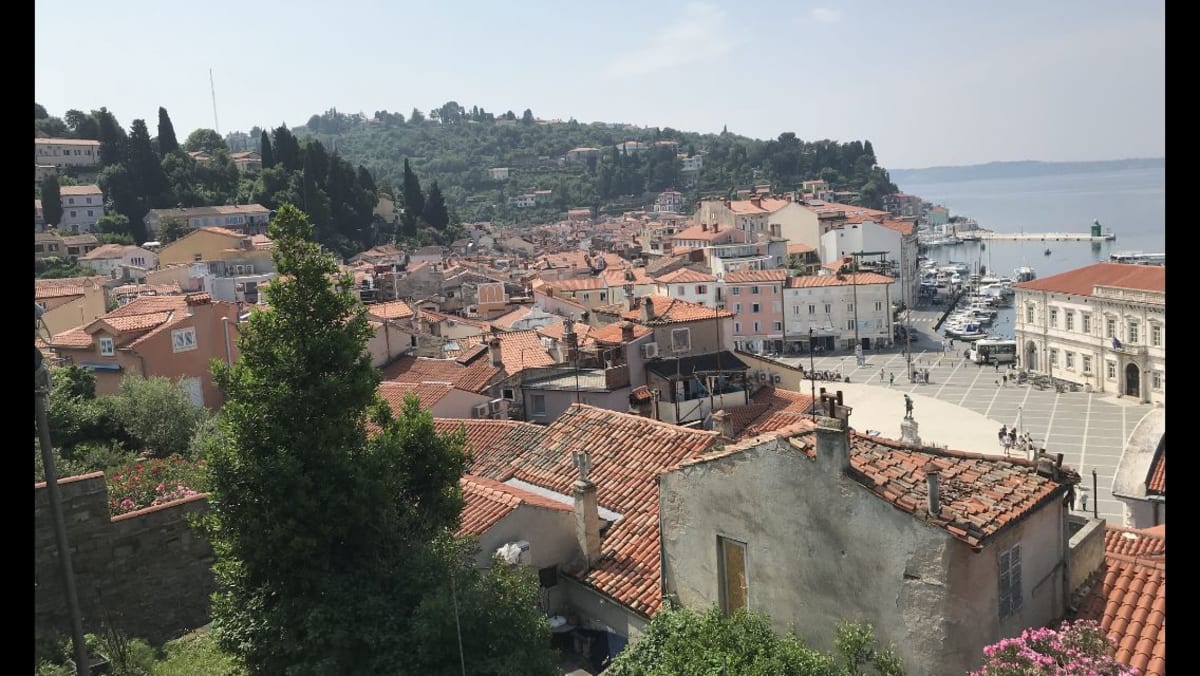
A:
209;68;220;134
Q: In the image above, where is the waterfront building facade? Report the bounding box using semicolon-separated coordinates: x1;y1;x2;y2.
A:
1014;263;1164;405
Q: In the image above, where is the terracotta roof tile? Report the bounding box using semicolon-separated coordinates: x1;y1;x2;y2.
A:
621;295;733;325
1014;263;1165;297
366;300;415;320
589;322;652;344
381;356;500;394
786;272;894;288
103;311;175;333
719;388;816;439
49;327;92;348
1146;448;1164;494
630;385;653;402
787;242;815;254
879;219;916;236
467;405;719;616
491;330;556;373
1104;526;1166;558
670;224;737;241
194;226;246;238
535;321;595;348
457;474;572;536
1075;527;1166;676
543;277;607;292
490;306;533;329
59;184;102;196
80;243;134;260
378;381;456;411
34;276;106;300
723;269;788;284
655;268;716;284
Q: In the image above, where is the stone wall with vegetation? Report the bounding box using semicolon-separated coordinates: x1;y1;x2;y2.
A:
35;472;214;647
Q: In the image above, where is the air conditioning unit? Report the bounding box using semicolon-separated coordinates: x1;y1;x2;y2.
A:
642;342;660;359
472;403;490;418
758;371;768;382
489;398;503;414
772;374;782;384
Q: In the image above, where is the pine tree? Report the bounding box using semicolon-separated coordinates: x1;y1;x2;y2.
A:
40;174;63;227
157;107;179;155
95;108;127;166
260;130;274;169
422;181;449;230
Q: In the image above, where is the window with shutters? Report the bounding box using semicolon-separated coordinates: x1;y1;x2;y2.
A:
999;544;1023;619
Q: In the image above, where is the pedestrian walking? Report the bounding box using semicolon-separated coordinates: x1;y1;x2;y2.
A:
880;368;886;383
889;372;895;386
994;362;1000;372
1002;374;1008;386
1080;492;1089;513
998;425;1007;448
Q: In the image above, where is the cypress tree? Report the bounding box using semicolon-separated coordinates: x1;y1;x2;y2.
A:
401;158;424;225
260;130;274;169
157;107;179;155
422;181;449;230
40;175;63;227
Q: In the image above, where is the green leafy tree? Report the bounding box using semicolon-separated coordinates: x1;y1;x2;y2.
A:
410;107;425;124
36;102;48;119
521;108;534;124
158;106;180;155
96;232;135;245
423;180;449;230
106;376;209;458
96;213;132;237
40;174;63;227
271;125;302;171
202;205;553;674
159;217;188;244
605;605;903;676
259;130;274;169
185;128;228;153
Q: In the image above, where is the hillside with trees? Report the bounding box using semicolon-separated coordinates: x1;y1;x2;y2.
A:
295;104;900;223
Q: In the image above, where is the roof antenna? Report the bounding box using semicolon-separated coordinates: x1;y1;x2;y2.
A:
209;68;220;135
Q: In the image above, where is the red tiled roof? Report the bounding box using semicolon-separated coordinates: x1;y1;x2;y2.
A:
879;219;916;236
630;385;653;402
49;327;92;348
378;381;456;411
544;277;607;292
670;224;734;241
535;321;595;348
655;268;716;284
381;356;500;394
457;474;572;537
602;267;653;287
103;311;175;333
194;226;246;239
468;405;720;616
35;276;106;300
1076;526;1166;676
491;330;556;373
490;306;533;329
724;269;788;284
366;300;415;320
1146;447;1164;495
720;388;816;439
80;243;133;260
787;272;894;288
1014;263;1165;297
621;295;732;325
1103;526;1166;558
787;242;815;254
848;435;1076;549
589;322;652;344
59;184;102;196
434;418;546;467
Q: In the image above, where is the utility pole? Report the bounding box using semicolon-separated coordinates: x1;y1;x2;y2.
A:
35;305;90;676
808;327;816;418
850;253;860;353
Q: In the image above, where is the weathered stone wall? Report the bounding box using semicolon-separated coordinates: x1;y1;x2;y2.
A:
35;473;215;647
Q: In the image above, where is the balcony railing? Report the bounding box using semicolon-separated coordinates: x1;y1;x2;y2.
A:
1093;285;1165;306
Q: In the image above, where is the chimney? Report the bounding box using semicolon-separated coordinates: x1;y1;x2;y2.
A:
488;337;503;367
564;318;579;363
751;196;762;208
712;409;735;440
641;297;655;323
572;451;602;570
926;471;941;517
701;223;708;232
814;390;851;475
619;320;634;343
712;223;719;233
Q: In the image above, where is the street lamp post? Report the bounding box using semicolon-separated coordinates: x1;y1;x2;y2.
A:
35;305;90;676
808;327;816;419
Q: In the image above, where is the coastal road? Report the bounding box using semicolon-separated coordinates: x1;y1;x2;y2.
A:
777;339;1154;526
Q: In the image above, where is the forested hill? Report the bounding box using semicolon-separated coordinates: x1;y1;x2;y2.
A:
890;158;1164;186
293;106;900;224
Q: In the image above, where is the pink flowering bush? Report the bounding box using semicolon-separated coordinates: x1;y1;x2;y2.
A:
107;455;207;516
972;620;1137;676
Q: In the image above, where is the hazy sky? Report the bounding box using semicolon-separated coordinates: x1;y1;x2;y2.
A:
34;0;1164;169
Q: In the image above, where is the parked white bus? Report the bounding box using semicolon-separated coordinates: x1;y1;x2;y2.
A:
970;339;1017;365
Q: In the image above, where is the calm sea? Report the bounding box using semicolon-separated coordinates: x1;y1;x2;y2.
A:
899;166;1166;339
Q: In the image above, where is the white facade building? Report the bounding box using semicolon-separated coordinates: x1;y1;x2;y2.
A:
57;185;106;231
1013;263;1165;405
818;219;919;308
783;273;895;352
654;268;718;308
35;138;101;168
